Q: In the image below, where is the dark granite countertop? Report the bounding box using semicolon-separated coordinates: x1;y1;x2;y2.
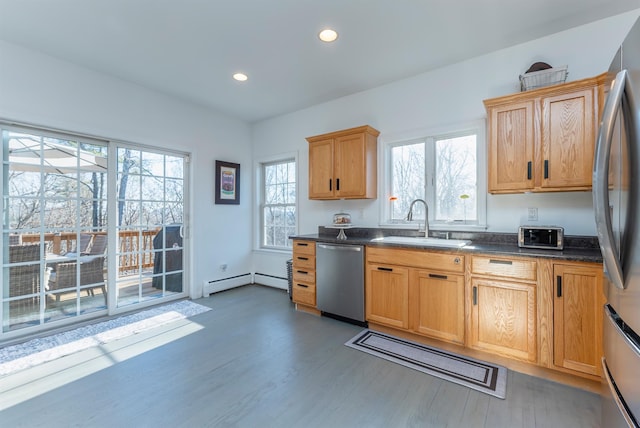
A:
290;227;603;263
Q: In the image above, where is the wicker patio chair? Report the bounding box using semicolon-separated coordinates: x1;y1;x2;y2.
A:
47;255;106;303
84;233;107;256
8;244;41;311
74;233;93;254
8;234;22;245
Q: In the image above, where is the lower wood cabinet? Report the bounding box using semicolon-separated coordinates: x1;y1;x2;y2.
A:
552;262;604;377
366;247;465;343
291;240;317;309
360;245;605;381
469;277;537;362
410;269;465;345
366;263;409;329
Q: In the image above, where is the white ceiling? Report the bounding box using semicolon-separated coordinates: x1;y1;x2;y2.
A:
1;1;638;123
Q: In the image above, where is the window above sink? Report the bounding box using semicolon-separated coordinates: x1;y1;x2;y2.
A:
380;120;487;231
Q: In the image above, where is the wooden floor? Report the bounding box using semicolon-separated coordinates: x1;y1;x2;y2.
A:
0;285;601;427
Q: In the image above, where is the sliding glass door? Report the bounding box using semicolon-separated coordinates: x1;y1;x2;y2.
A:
1;125;189;338
2;127;108;332
114;147;186;308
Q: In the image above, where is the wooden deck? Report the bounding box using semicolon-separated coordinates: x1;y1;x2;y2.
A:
7;273;182;332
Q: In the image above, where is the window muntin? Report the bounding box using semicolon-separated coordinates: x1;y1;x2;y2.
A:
261;159;296;249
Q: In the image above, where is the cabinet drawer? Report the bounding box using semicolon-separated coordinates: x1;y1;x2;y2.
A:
471;256;537;281
367;247;464;273
292;281;316;306
292;240;316;256
292;254;315;270
293;268;316;283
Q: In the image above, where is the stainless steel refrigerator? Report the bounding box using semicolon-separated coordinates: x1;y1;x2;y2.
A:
593;16;640;428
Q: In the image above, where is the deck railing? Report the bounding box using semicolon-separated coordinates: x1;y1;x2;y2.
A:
18;229;161;273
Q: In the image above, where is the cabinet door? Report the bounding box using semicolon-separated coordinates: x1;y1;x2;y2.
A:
366;264;409;329
540;88;595;190
487;100;535;193
470;278;537;362
308;138;334;199
334;133;367;198
411;270;465;344
553;263;604;376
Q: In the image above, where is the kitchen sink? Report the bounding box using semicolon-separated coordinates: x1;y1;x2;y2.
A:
371;236;471;248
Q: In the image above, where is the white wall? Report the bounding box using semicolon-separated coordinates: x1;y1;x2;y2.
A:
252;9;640;280
0;40;253;298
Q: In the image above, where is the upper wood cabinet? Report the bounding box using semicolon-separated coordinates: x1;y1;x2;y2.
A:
484;74;605;194
307;125;379;199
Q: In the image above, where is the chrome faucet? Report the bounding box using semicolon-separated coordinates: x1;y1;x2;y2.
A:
406;199;429;238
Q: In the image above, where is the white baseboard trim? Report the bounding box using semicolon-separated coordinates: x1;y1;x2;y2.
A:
253;273;288;290
202;273;252;297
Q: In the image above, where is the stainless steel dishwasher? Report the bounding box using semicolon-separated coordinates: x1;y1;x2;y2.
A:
316;243;365;324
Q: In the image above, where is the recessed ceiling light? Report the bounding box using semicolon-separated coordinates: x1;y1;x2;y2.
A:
318;28;338;43
233;72;248;82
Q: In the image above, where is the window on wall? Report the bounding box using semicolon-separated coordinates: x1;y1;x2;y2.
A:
386;123;486;228
261;158;296;249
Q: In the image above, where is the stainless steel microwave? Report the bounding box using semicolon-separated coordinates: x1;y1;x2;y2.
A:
518;226;564;250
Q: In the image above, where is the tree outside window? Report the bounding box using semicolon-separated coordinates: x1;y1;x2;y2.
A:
389;131;479;225
262;159;296;248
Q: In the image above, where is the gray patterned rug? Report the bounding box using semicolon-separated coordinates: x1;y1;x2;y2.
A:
0;300;211;376
346;329;507;399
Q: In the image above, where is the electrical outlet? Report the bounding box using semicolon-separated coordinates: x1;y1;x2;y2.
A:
527;207;538;221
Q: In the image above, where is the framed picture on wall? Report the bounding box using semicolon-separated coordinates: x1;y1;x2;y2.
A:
215;160;240;205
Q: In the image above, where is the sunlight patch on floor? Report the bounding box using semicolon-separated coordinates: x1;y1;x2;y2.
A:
0;319;204;411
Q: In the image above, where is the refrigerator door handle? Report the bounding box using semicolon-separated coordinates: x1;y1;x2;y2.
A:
594;69;630;290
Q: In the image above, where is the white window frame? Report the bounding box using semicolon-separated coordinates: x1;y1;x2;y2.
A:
255;152;298;252
380;120;487;231
0;120;191;340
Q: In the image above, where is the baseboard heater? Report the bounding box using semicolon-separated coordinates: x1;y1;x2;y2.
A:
253;273;287;290
203;273;252;296
202;273;288;297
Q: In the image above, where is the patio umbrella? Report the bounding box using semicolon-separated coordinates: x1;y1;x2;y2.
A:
8;136;107;174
